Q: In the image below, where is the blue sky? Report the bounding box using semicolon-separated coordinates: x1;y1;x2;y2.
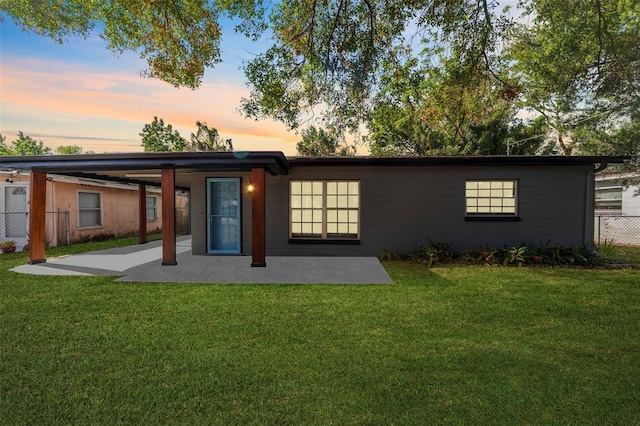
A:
0;16;299;154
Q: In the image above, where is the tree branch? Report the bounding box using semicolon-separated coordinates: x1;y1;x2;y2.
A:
325;0;346;72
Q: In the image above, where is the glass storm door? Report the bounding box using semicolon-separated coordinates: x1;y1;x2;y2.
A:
207;178;241;254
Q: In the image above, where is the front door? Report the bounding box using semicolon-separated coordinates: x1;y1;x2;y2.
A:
2;184;29;247
206;178;241;254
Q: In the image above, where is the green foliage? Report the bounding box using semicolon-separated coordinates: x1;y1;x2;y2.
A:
600;245;640;265
407;240;603;268
503;245;528;267
505;116;550;155
578;111;640;170
1;0;225;88
55;145;84;154
0;134;7;155
508;0;640;156
2;0;638;158
410;240;454;268
186;121;232;152
1;240;17;248
595;238;617;258
378;248;401;261
140;116;186;152
296;126;355;156
239;0;513;135
0;131;52;155
367;52;524;156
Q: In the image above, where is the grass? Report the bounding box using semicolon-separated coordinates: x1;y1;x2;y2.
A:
1;240;639;424
601;244;640;265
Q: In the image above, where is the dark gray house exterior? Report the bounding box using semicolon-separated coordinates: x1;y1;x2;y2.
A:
191;158;609;257
0;152;626;266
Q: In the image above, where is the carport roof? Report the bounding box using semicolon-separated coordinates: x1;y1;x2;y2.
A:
0;151;291;190
0;151;629;190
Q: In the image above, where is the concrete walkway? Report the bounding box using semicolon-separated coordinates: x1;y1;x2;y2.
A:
10;237;392;284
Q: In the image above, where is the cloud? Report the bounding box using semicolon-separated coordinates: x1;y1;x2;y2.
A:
1;56;298;153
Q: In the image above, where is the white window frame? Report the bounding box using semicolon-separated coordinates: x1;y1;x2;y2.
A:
77;190;103;229
146;195;158;221
290;180;360;240
465;180;518;217
595;185;623;212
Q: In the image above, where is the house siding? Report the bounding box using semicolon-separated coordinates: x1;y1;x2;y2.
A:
188;163;594;257
264;165;592;256
1;172;187;246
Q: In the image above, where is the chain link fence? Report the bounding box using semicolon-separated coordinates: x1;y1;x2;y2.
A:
1;211;70;250
595;215;640;246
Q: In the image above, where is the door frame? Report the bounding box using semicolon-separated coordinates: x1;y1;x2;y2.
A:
206;177;242;254
1;182;30;246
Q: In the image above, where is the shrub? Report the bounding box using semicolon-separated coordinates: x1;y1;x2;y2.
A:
394;240;603;268
410;240;453;267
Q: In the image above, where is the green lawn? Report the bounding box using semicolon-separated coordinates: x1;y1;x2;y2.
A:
1;243;639;424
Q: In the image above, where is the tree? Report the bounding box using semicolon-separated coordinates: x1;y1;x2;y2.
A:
0;134;8;155
503;116;549;156
296;126;355;156
367;48;519;156
186;121;232;151
1;0;226;88
577;113;640;171
0;0;513;130
239;0;509;132
0;131;52;155
508;0;640;155
140;117;186;152
3;0;638;157
56;145;84;154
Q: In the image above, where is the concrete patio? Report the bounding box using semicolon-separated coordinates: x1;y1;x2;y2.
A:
10;237;393;284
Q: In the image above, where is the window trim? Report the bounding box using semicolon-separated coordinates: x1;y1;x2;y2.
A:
595;185;623;212
289;180;361;241
464;179;519;219
77;190;103;229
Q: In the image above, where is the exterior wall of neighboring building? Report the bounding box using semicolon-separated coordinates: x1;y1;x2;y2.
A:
594;173;640;246
595;174;640;215
50;177;164;242
1;171;187;248
189;164;594;256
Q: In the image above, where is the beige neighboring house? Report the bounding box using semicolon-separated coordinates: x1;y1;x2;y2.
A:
1;170;187;251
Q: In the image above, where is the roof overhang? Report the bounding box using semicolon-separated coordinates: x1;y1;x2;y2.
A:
0;151;291;190
0;152;629;190
289;155;630;168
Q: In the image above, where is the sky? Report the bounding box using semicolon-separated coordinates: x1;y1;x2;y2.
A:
0;15;301;154
0;2;523;156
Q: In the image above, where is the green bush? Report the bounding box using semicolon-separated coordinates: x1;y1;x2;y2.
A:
387;240;604;268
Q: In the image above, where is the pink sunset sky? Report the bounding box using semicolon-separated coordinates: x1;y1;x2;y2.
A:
0;17;300;154
1;2;522;156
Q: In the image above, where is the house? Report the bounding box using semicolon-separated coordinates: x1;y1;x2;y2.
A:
594;172;640;246
0;152;627;266
1;169;188;252
595;172;640;214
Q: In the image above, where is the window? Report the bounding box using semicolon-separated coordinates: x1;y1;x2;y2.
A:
465;180;517;216
78;191;102;228
146;196;158;221
595;186;622;211
290;180;360;240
